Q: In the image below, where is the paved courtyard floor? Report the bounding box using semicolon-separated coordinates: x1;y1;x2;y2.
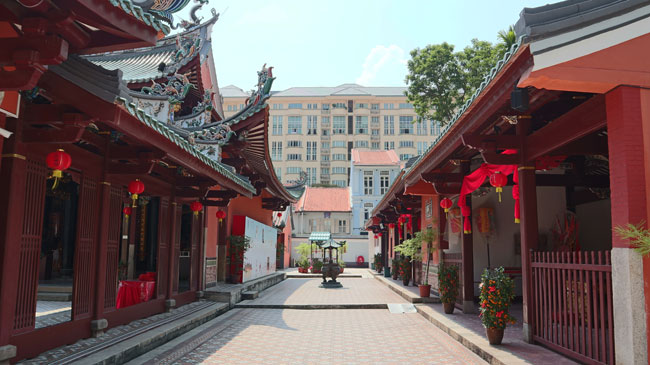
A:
130;277;486;365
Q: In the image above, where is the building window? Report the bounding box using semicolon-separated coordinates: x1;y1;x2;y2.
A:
322;129;329;136
306;141;317;161
399;116;414;134
332;154;347;161
332;116;346;134
288;116;302;134
384;141;395;150
322;103;330;110
332;167;346;174
332;102;346;109
354;140;369;148
322;116;330;124
371;129;379;135
355;116;368;134
371;142;380;150
271;142;282;161
371;116;379;124
356;103;368;109
383;103;394;110
321;154;330;161
288;140;302;148
272;103;283;110
417;141;428;155
307;103;318;110
306;167;316;185
287;167;301;174
332;140;346;148
371;103;379;110
333;180;346;187
321;142;330;149
288;103;303;109
272;115;283;135
399;103;414;109
430;120;441;136
364;203;374;220
307;116;318;135
338;219;347;233
399;140;414;148
399;153;413;161
364;170;373;195
287;154;302;161
321;167;330;175
380;171;390;195
384;116;394;135
240;104;244;110
227;105;232;111
416;119;427;135
275;167;281;181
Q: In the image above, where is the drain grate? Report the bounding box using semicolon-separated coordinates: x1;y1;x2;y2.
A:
387;303;416;314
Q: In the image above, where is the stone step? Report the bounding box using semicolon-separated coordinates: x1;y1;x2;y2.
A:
204;272;285;308
241;291;258;300
37;292;72;301
38;284;72;293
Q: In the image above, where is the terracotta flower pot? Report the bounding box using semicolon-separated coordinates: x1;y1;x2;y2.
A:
486;327;504;345
443;302;455;314
418;284;431;297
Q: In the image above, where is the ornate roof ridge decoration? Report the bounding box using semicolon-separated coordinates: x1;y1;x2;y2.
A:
114;96;255;194
186;64;275;148
404;37;525;177
108;0;172;35
83;11;218;83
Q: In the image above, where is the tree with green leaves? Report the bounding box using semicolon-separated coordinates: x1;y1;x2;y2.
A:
405;27;516;126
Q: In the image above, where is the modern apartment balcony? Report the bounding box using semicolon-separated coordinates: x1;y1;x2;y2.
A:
370;109;380;114
320;134;331;141
370;134;381;141
321;109;330;115
320;160;330;167
321;147;330;154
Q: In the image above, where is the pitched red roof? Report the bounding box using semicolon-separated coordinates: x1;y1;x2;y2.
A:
294;187;350;212
351;149;400;165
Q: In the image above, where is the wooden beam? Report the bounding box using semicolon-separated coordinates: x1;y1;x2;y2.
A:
202;199;231;207
480;152;520;165
175;188;204;198
421;172;464;183
461;133;520;152
526;95;606;161
107;161;155;175
22;125;85;144
535;174;609;188
433;182;461;195
175;176;212;187
221;157;245;167
206;190;238;199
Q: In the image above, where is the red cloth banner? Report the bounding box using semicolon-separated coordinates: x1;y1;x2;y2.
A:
116;280;156;309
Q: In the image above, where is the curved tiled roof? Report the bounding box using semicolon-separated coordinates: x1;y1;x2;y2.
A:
108;0;172;35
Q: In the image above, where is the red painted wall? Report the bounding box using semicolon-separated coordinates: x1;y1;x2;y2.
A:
420;195;440;265
283;214;292;268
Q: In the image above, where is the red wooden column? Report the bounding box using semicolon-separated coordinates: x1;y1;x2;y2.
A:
0;120;26;362
166;200;178;308
0;114;6;172
460;162;475;313
92;140;111;335
517;119;539;343
606;86;649;364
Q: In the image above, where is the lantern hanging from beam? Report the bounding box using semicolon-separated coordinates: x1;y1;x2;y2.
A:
123;206;132;219
374;235;378;239
128;179;145;207
216;210;226;223
378;232;382;237
440;197;453;217
388;223;395;229
190;201;203;217
46;149;71;190
277;212;282;218
489;171;507;202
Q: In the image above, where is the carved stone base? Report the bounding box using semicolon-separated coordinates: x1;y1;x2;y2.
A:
0;345;16;365
90;319;108;338
165;299;176;312
319;281;343;288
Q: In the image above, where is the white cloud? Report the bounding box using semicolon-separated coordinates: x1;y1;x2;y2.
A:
356;45;408;86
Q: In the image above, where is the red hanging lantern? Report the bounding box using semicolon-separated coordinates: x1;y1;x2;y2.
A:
123;206;132;218
277;212;283;218
46;149;71;189
128;179;145;207
378;232;382;237
190;201;203;217
216;210;226;223
388;223;395;229
374;235;378;239
440;197;453;217
489;171;508;202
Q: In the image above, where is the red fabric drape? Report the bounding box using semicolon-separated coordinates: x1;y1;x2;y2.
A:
458;149;520;233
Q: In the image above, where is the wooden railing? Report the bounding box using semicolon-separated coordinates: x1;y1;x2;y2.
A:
531;251;614;365
442;252;463;307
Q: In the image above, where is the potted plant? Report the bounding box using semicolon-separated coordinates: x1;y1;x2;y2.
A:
298;258;310;273
374;253;383;273
415;228;438;297
391;258;400;280
311;258;323;273
615;222;650;257
478;267;516;345
399;258;411;286
229;235;251;283
394;235;422;286
438;264;459;314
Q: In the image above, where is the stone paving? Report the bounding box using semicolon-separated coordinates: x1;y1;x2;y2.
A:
35;301;71;329
238;277;406;306
130;277;487;364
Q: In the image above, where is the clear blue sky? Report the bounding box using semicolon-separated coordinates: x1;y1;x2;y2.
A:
177;1;551;91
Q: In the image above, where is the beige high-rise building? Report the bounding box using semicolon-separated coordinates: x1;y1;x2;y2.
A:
220;83;441;186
